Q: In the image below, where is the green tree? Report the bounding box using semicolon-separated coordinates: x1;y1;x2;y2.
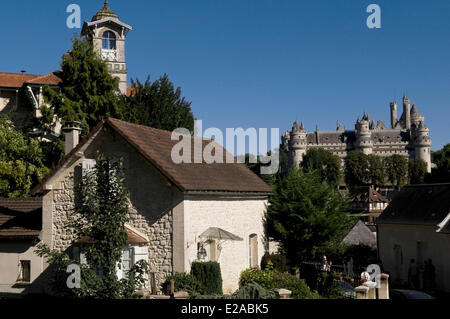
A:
265;168;354;266
344;151;370;188
367;154;385;187
121;75;195;132
408;159;427;184
0;116;48;197
427;144;450;183
384;154;408;189
36;153;148;298
41;37;122;134
301;148;342;186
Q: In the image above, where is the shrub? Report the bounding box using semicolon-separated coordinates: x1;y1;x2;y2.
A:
239;268;318;299
161;273;204;295
190;261;223;295
260;253;286;272
232;282;276;299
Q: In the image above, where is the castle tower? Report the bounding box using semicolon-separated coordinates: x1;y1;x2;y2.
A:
288;121;307;168
403;95;411;130
355;114;373;155
81;1;132;94
390;102;398;129
412;121;432;173
410;104;425;127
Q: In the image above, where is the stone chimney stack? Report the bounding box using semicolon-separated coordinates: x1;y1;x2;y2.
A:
63;122;82;155
403;95;411;130
390;102;397;129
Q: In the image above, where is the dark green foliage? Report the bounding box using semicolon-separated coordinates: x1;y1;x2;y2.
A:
161;273;205;295
408;159;428;184
232;282;276;299
36;152;149;298
260;253;286;272
266;168;354;266
239;268;318;299
367;154;385;188
73;153;130;298
190;261;223;295
243;152;279;187
344;151;370;188
42;37;122;134
0;116;49;197
301;148;342;186
427;144;450;183
384;154;408;189
121;75;195;132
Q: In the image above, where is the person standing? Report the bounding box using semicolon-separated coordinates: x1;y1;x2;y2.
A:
428;259;436;294
408;259;419;289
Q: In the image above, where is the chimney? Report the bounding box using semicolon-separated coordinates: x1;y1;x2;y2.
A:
63;122;82;155
403;95;411;130
390;102;397;129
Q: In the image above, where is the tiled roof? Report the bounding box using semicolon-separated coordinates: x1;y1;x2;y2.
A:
0;72;60;88
377;184;450;226
25;73;61;85
105;118;273;193
33;118;272;194
0;72;41;88
342;220;377;246
0;198;42;240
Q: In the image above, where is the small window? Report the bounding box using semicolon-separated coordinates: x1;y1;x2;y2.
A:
18;260;31;283
102;31;116;50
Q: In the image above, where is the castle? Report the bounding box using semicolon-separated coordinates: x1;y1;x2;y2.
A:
281;96;432;173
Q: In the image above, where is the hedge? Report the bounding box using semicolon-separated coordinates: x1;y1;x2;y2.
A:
190;261;223;295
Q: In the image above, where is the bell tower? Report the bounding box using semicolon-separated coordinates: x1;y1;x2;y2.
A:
81;1;132;94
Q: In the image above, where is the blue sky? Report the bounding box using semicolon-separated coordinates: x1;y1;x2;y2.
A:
1;0;449;150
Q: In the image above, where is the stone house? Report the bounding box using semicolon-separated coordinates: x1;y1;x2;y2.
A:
377;183;450;293
0;118;272;295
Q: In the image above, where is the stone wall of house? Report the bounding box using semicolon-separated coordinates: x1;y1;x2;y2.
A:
127;206;173;287
52;172;78;252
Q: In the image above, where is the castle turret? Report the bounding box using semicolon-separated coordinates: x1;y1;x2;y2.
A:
410;104;425;127
412;121;431;173
288;121;307;168
390;102;398;129
355;114;373;155
403;95;411;130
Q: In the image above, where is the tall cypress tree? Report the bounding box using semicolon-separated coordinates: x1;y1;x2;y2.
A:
266;168;353;266
42;37;122;134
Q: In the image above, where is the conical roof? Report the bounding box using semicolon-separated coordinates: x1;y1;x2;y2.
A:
92;1;119;22
410;104;423;118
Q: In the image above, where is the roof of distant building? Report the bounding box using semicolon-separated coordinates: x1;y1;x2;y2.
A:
0;72;61;88
377;184;450;230
342;220;377;246
0;198;42;240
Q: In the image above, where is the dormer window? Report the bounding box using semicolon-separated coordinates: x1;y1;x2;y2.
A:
102;31;116;50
